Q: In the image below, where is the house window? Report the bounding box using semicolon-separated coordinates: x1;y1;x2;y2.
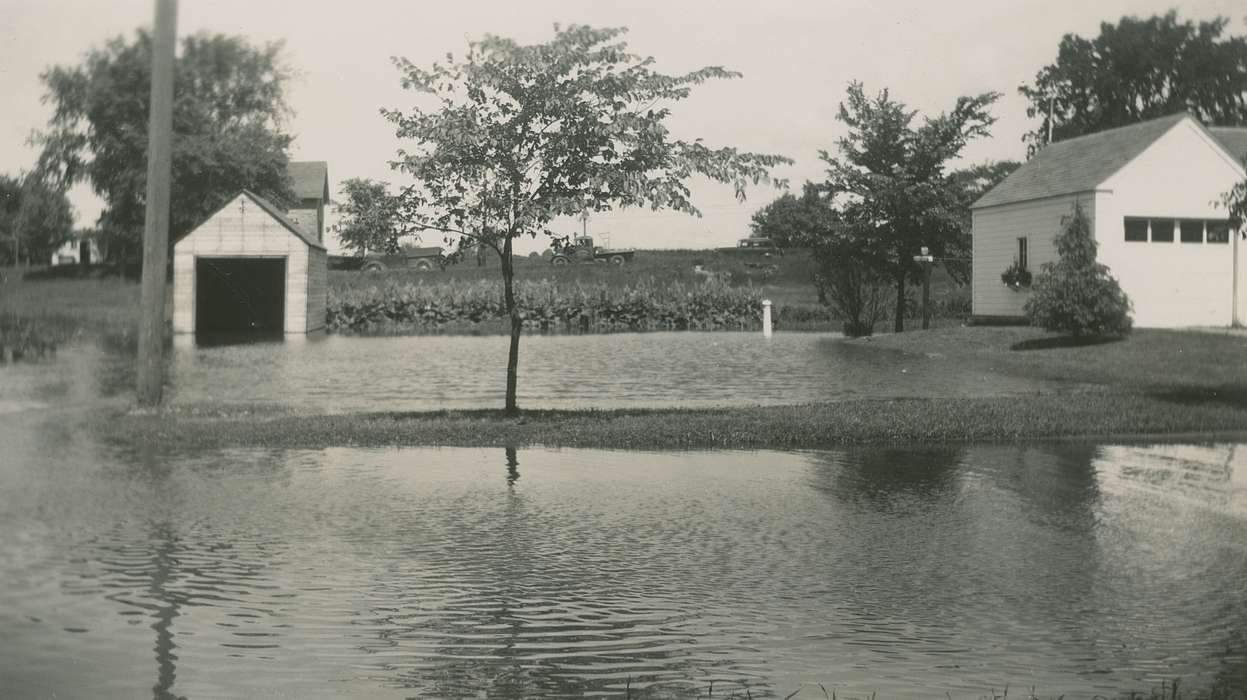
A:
1151;219;1174;243
1124;218;1148;242
1180;220;1204;243
1017;237;1028;270
1207;221;1230;244
1151;220;1174;242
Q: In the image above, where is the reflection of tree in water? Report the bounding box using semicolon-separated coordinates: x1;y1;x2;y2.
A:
806;445;964;506
91;444;283;700
376;447;734;699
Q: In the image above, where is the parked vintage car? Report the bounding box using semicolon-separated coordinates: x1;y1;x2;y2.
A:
357;246;444;272
717;237;783;257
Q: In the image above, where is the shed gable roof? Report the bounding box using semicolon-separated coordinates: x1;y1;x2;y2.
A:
177;190;327;251
972;113;1189;209
288;161;329;202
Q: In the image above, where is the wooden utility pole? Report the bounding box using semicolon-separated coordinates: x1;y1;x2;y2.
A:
136;0;177;406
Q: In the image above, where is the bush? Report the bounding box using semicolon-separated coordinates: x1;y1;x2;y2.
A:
811;249;892;338
1024;204;1132;336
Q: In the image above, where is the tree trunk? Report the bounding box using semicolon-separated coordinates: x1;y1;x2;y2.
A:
894;273;905;333
501;236;521;416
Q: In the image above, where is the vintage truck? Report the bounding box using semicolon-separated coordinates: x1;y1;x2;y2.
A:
549;236;635;266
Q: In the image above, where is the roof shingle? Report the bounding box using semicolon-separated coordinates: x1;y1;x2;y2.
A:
972;113;1189;209
1210;127;1247;164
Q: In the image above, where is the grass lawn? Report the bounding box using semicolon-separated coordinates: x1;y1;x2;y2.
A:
864;326;1247;402
0;265;143;330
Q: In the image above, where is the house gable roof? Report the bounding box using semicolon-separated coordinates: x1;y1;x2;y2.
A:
972;113;1190;209
288;161;329;202
176;190;327;251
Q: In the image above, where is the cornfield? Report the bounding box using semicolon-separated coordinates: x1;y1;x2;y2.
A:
327;277;766;333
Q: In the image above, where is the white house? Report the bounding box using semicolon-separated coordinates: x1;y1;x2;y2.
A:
49;235;102;267
172;190;327;335
972;113;1247;328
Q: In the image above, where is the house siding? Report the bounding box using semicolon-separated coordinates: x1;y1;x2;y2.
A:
172;193;316;334
1095;119;1247;327
972;193;1095;319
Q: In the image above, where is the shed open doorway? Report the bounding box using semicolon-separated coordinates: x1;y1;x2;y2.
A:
194;257;286;336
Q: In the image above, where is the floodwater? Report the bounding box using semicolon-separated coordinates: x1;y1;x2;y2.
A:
4;331;1069;414
1;405;1245;697
2;334;1243;697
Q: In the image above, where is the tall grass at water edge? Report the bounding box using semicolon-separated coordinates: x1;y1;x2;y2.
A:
327;277;766;333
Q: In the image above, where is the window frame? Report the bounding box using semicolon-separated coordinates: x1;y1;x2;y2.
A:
1123;217;1149;243
1206;220;1230;244
1179;219;1204;244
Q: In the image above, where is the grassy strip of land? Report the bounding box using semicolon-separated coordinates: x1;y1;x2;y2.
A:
106;389;1247;451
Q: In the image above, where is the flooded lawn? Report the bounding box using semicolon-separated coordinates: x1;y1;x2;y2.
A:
1;413;1245;698
4;331;1068;414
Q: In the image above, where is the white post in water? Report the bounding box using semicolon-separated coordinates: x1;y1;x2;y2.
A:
762;299;773;338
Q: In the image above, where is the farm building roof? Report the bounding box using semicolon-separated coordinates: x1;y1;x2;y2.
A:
972;113;1193;209
1209;127;1247;163
287;161;329;202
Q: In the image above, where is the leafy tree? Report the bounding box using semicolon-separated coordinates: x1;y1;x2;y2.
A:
811;242;893;338
1024;204;1132;336
36;31;296;262
1224;161;1247;234
946;159;1021;282
0;173;74;266
952;160;1021;203
817;82;998;332
749;190;830;247
1019;12;1247;153
384;24;790;414
750;184;889;336
332;178;404;257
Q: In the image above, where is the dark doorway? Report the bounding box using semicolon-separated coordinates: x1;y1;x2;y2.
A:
195;257;286;335
79;240;91;265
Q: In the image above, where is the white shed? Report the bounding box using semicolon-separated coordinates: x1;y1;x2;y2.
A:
972;113;1247;328
172;190;327;336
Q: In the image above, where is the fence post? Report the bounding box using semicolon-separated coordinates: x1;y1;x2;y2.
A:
762;299;773;338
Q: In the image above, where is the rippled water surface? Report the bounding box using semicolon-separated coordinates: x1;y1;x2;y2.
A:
156;331;1059;411
1;332;1069;414
2;412;1245;698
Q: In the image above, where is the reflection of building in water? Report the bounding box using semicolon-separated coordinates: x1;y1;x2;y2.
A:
1095;443;1246;514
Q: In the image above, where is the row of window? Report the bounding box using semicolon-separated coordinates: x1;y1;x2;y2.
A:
1124;217;1230;244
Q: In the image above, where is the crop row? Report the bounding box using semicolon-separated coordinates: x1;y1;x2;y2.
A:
327;278;767;333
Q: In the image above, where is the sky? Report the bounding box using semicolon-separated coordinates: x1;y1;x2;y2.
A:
2;0;1244;255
